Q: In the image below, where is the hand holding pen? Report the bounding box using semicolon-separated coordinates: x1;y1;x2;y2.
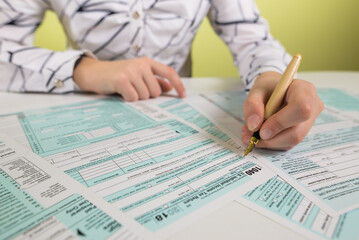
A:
242;54;324;155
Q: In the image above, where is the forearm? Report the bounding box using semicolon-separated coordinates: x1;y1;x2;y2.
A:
0;39;87;93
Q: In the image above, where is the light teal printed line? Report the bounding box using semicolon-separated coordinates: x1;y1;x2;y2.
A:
158;99;232;143
201;89;357;128
55;195;122;239
85;139;213;187
243;176;359;240
157;98;183;108
135;163;254;232
257;126;359;211
200;91;247;122
206;128;231;142
62;119;195;175
0;169;44;235
314;110;341;125
317;88;359;112
17;98;156;156
65;123;204;187
166;103;215;129
121;152;244;212
1;193;122;239
85;169;126;186
104;147;231;203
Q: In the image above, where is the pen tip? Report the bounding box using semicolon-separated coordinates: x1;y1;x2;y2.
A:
243;145;251;158
243;136;259;158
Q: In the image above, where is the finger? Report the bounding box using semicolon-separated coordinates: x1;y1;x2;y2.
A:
243;72;283;132
259;79;319;140
286;79;324;116
157;78;173;92
241;125;252;145
131;75;150;100
142;70;162;98
255;120;313;150
259;100;313;140
117;81;139;102
147;58;186;98
243;89;266;132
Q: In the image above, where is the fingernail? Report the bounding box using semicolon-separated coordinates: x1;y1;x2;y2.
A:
261;129;272;140
247;114;260;131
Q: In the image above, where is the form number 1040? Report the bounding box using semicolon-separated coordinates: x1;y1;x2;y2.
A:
244;166;262;176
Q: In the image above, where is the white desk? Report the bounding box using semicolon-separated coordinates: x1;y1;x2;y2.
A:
0;71;358;240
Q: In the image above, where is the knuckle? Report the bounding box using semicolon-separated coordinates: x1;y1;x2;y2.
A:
136;60;149;72
166;66;178;79
140;92;150;100
298;102;313;120
244;98;257;107
117;72;130;84
271;119;285;132
152;88;161;97
124;93;138;102
305;81;316;90
243;98;261;113
319;99;324;112
141;56;151;62
290;131;303;145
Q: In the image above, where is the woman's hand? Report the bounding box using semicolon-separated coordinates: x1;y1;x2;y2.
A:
242;71;324;150
73;56;186;101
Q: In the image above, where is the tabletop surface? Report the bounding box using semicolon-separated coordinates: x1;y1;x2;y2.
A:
0;71;358;240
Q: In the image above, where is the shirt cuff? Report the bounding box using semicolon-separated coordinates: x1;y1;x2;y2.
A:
43;50;96;93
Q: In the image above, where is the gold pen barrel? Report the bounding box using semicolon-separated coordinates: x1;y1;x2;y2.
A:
264;54;302;120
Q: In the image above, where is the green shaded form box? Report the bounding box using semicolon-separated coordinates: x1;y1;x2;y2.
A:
104;148;230;204
1;193;121;239
0;169;122;239
17;98;156;157
158;99;231;143
258;126;359;212
135;162;255;231
243;176;359;240
317;88;359;112
64;119;200;187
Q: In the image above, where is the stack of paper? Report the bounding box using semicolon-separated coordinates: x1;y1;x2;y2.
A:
0;87;358;239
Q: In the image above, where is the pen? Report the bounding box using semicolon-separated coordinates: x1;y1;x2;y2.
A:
243;53;302;157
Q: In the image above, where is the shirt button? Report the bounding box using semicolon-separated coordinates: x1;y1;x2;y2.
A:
54;79;64;88
133;45;141;52
132;11;140;19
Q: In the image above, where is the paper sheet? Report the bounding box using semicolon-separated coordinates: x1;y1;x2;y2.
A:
237;176;359;240
0;97;273;238
0;133;151;240
195;88;359;215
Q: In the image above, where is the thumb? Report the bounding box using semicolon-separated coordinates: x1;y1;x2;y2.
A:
243;89;266;132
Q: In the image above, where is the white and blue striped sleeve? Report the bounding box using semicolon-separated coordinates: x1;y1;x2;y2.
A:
208;0;292;91
0;0;86;93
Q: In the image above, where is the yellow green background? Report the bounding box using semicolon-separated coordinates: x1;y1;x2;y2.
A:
35;0;359;77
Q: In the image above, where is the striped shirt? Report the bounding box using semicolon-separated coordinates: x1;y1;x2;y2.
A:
0;0;291;93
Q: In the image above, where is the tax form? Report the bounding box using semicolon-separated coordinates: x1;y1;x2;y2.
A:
237;176;359;240
0;133;150;240
196;88;359;215
0;97;273;238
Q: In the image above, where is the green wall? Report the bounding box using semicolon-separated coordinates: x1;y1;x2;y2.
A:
35;1;359;77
